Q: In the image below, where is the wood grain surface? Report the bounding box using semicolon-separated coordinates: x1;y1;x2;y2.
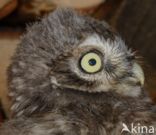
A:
0;36;19;117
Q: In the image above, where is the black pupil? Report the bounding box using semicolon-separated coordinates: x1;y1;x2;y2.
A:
88;58;96;66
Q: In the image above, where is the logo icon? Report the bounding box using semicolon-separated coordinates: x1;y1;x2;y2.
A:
121;123;131;133
121;123;155;134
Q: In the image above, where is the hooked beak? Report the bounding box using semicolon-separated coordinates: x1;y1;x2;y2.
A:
132;62;145;86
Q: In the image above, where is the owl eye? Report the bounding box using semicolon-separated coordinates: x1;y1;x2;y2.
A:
80;52;102;74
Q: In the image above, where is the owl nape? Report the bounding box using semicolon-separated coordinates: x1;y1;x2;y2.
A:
0;8;156;135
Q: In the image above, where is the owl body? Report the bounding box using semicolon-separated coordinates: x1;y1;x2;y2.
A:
1;89;156;135
1;8;156;135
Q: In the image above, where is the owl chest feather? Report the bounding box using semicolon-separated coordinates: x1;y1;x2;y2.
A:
48;88;155;134
11;88;155;135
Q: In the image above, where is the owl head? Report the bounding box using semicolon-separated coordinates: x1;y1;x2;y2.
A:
9;8;144;116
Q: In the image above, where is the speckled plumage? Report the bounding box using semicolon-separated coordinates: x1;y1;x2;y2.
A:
1;8;156;135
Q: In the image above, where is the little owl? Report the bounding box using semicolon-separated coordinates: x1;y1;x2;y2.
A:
0;8;156;135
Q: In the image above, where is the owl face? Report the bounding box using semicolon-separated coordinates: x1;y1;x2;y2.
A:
8;8;146;116
9;9;145;115
50;34;144;97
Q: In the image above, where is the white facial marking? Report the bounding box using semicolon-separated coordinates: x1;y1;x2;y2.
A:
52;34;143;97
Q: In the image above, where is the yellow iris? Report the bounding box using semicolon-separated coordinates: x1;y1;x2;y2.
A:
80;52;102;73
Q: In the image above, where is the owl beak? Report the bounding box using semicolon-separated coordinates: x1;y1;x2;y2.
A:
132;62;145;86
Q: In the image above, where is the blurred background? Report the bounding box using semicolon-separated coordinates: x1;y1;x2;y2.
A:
0;0;156;123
